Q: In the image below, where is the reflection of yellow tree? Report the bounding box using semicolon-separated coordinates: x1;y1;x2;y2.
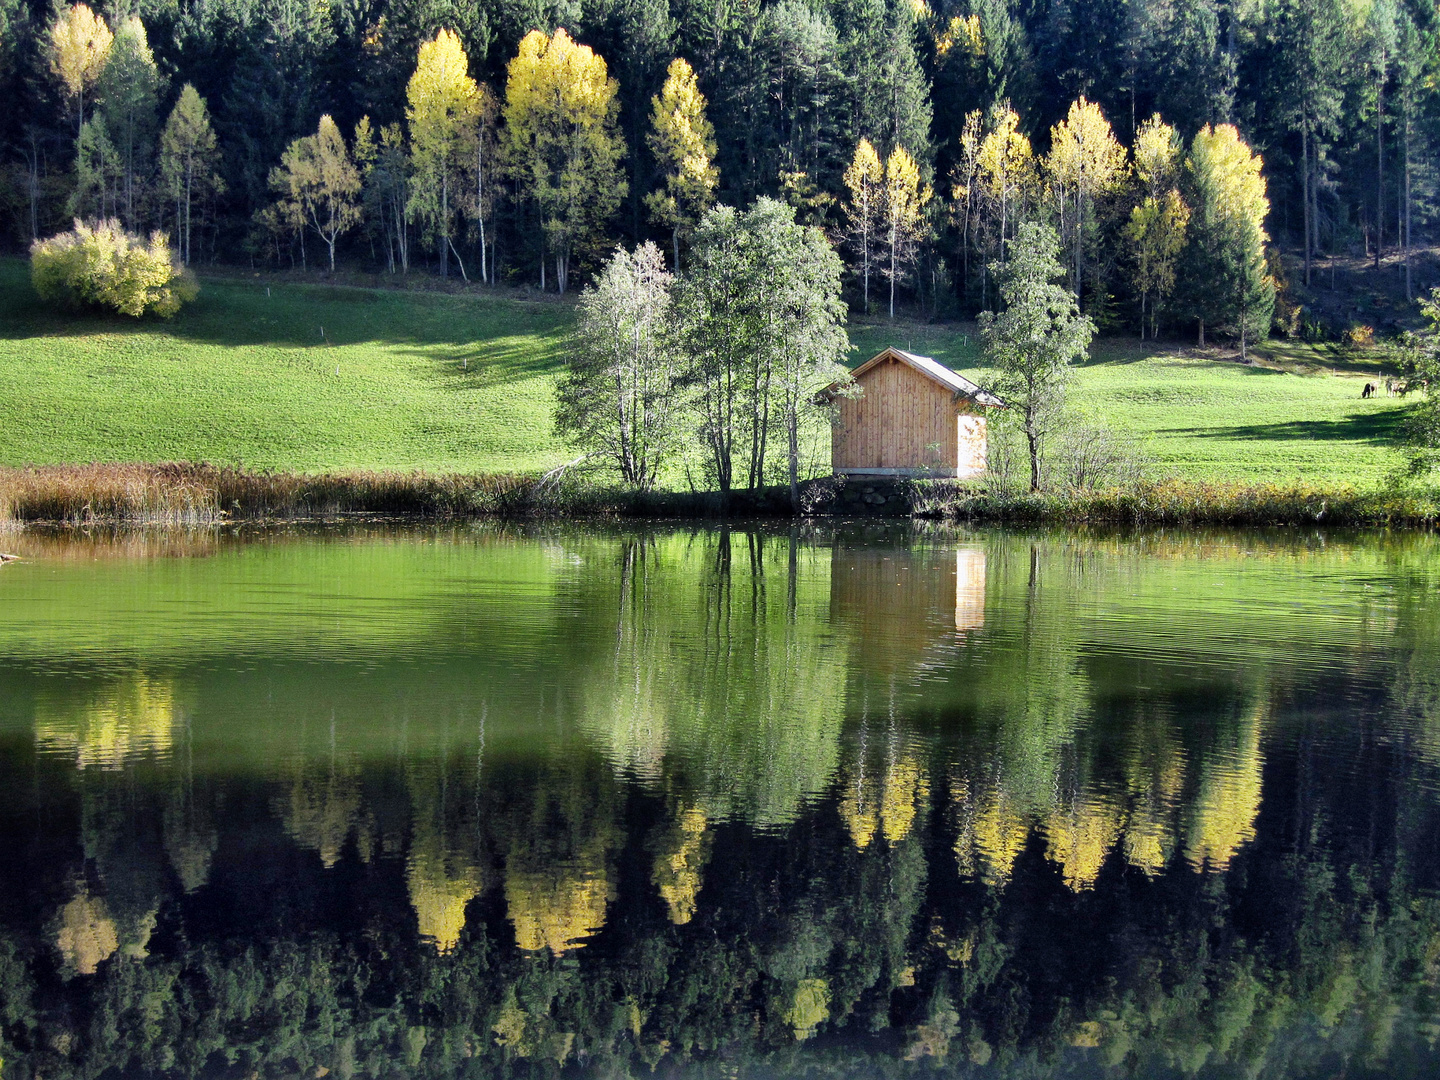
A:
406;765;481;954
53;885;118;975
35;675;175;770
781;978;831;1040
1184;700;1266;871
279;760;363;870
1044;794;1123;891
840;746;930;850
505;761;616;954
651;804;708;925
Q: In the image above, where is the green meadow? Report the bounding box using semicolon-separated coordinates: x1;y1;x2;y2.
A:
0;257;1415;485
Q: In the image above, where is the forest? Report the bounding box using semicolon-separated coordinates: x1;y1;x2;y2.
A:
0;0;1437;338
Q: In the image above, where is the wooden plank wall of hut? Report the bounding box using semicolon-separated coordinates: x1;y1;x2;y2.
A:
835;359;959;471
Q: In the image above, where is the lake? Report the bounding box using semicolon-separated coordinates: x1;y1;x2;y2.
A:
1;523;1438;1079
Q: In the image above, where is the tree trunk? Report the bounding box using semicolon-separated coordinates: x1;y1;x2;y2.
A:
1301;122;1311;286
1026;414;1041;493
1376;78;1384;271
787;411;799;511
1197;319;1205;347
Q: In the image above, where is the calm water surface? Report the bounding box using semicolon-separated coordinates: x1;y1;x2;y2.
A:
1;523;1439;1079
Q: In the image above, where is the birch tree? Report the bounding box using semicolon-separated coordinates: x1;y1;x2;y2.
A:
269;114;362;272
975;104;1036;286
503;28;626;294
406;29;480;279
646;57;718;268
879;144;930;319
48;3;111;147
1125;115;1188;338
555;242;680;490
96;16;159;230
841;138;883;312
1044;96;1127;307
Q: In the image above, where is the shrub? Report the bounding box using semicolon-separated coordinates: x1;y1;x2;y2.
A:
30;219;198;317
1344;324;1376;350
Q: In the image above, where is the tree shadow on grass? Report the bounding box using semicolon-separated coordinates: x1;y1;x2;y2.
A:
0;259;573;352
1165;408;1409;445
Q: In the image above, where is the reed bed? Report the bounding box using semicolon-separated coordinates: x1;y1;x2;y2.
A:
0;464;537;525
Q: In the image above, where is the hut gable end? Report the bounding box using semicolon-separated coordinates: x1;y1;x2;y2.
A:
829;348;1002;479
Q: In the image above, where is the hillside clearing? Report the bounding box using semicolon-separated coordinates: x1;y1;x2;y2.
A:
0;259;1416;485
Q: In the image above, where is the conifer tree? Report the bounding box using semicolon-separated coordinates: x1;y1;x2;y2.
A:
645;57;718;267
1178;123;1273;355
159;84;221;267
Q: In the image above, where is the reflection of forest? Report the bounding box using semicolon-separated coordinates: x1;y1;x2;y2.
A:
3;529;1440;1077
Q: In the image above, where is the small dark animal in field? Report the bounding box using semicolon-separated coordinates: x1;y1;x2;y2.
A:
1362;383;1375;399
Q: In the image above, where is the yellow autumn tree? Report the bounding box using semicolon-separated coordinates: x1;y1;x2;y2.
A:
645;57;717;267
1126;115;1189;339
1133;113;1183;202
49;3;112;145
1044;96;1127;305
881;145;931;319
269;115;362;272
841;138;884;312
503;28;626;294
975;104;1036;273
406;29;480;279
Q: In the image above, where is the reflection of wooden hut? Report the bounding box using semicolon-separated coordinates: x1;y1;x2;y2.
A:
825;348;1004;478
830;544;987;677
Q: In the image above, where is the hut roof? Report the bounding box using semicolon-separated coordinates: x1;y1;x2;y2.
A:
835;348;1005;407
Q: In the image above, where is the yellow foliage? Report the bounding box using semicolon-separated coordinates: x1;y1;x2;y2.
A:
934;14;983;61
646;57;717;243
502;27;626;278
652;807;708;924
35;674;175;769
1046;97;1128;199
54;888;118;975
406;29;481;251
49;4;112;119
976;107;1036;208
954;778;1029;886
282;767;362;869
781;978;831;1040
506;860;609;954
1133;114;1183;198
1044;795;1122;890
1189;123;1270;241
31;219;197;318
880;752;930;845
1184;702;1265;870
407;846;481;953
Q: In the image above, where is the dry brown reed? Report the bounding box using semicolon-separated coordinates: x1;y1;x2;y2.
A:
0;464;536;525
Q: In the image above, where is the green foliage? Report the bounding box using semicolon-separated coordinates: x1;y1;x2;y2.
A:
979;220;1094;490
555;241;679;489
30;219;196;317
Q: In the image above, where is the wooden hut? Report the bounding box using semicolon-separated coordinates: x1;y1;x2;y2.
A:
824;348;1004;478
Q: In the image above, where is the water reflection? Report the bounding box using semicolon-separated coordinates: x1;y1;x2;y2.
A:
0;525;1437;1078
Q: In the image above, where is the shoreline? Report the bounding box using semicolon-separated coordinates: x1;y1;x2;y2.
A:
2;464;1438;531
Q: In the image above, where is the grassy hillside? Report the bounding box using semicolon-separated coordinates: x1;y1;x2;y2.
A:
0;258;572;472
0;257;1415;484
848;324;1408;484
